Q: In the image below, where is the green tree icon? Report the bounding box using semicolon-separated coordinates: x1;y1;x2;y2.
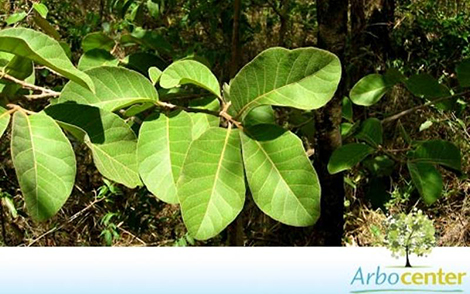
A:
384;210;436;267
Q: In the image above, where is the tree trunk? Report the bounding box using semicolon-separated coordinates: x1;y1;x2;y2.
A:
311;0;348;246
229;0;242;78
405;246;412;267
278;0;289;47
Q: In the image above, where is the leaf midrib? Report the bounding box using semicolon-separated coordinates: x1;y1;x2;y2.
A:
24;113;39;217
252;138;313;219
195;126;232;236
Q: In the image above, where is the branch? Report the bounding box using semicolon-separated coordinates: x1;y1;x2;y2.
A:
0;71;60;99
382;91;470;124
156;100;243;130
6;104;36;115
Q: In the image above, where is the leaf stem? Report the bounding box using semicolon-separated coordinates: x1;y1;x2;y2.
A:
0;71;60;99
6;104;36;115
156;100;244;130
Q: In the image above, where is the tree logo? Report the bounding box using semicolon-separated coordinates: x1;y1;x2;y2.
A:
384;210;436;267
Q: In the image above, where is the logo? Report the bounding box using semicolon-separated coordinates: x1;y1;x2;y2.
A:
349;210;467;293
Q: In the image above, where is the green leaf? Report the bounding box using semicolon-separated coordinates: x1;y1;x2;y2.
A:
342;96;353;121
188;97;220;140
405;74;453;109
11;111;76;221
456;59;470;88
350;74;394;106
55;66;158;112
411;140;461;171
147;0;160;19
138;111;193;204
0;28;94;92
1;197;18;218
178;127;245;240
240;124;320;226
243;105;275;127
407;162;443;205
78;49;119;71
6;12;27;25
82;32;115;52
129;3;144;24
45;104;142;188
32;15;61;40
341;122;354;137
355;118;383;146
419;120;433;132
148;66;162;85
160;60;221;97
229;47;341;119
33;3;49;18
328;143;375;174
384;68;406;84
0;106;11;138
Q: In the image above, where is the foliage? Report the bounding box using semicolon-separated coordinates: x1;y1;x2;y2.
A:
0;20;344;240
0;0;468;246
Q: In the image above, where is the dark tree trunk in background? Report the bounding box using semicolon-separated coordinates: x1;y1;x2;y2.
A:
229;0;242;78
366;0;395;62
312;0;348;246
227;0;245;246
278;0;290;46
350;0;396;84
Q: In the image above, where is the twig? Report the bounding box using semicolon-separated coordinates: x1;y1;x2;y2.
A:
382;91;470;124
117;226;147;246
26;197;104;247
0;71;60;98
156;100;243;130
6;104;36;115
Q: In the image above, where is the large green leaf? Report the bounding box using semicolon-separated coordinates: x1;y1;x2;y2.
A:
45;104;142;188
77;49;119;71
0;106;11;138
240;124;320;226
138;111;193;204
0;28;94;92
350;74;394;106
328;143;375;174
11;111;76;221
456;59;470;88
407;162;443;205
355;118;383;146
55;66;158;112
188;97;220;140
160;60;221;97
411;140;461;171
178;127;245;240
228;47;341;119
